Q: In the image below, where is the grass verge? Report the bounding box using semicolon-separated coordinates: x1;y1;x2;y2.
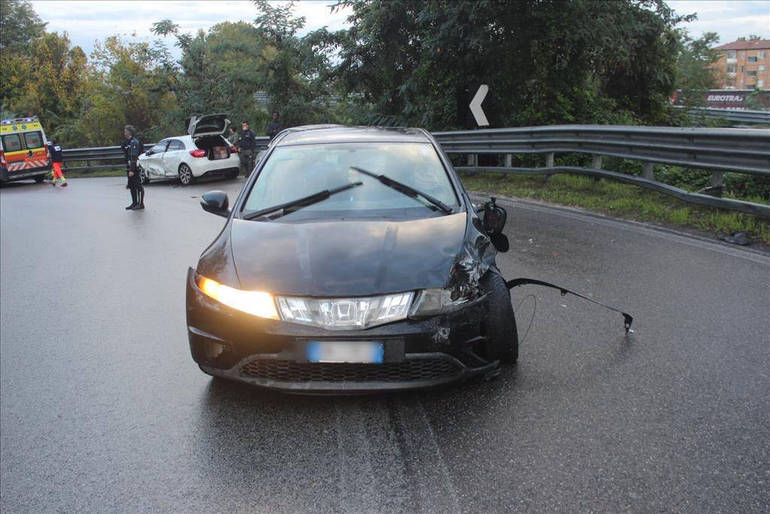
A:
460;172;770;247
64;168;125;178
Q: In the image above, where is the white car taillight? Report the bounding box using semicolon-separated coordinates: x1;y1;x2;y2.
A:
189;149;206;158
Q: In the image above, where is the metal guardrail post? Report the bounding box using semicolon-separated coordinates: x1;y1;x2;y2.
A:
710;171;724;197
642;162;654;180
544;152;555;181
505;154;512;167
467;154;477;167
592;155;603;169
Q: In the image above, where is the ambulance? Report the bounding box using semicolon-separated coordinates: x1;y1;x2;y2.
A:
0;116;52;184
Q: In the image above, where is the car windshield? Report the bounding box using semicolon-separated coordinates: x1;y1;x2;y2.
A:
242;142;460;220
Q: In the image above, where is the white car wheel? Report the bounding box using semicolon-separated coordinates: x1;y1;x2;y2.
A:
179;163;194;185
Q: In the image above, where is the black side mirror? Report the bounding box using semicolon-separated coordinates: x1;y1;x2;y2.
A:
145;150;153;156
201;190;230;217
482;197;507;236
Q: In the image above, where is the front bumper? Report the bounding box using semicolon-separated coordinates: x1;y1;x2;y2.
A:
186;268;495;393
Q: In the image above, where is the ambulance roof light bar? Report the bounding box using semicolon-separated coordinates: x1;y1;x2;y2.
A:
1;117;39;125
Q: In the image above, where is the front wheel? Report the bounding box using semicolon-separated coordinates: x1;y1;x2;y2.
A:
480;271;519;364
178;163;194;186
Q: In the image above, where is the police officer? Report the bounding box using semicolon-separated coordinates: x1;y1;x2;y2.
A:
265;110;282;140
124;125;145;210
238;121;257;177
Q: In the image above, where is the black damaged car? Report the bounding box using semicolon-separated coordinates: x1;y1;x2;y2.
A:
186;125;518;393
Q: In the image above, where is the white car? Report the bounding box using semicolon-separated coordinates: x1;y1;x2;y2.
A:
138;114;240;185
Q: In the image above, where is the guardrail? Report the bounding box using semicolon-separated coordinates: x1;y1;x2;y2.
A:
61;137;271;171
676;106;770;125
62;126;769;218
432;125;770;219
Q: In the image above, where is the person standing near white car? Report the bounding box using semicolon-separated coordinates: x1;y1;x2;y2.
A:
238;121;257;177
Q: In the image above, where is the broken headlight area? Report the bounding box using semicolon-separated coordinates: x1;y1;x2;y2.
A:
409;288;474;317
410;257;488;319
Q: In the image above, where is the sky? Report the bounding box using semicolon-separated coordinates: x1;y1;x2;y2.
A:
29;1;353;58
29;0;770;59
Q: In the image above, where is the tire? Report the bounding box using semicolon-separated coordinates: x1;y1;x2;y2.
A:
34;176;45;183
178;163;194;186
480;270;519;364
139;166;149;185
226;168;238;180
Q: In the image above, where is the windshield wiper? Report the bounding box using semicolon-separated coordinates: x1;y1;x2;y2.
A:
242;181;363;221
349;166;453;214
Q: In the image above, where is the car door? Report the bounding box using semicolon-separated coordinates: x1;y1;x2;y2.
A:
161;139;186;177
144;140;169;177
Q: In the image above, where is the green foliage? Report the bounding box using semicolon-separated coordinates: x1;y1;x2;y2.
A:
459;172;770;244
674;31;721;108
0;0;46;52
330;0;690;129
74;35;179;145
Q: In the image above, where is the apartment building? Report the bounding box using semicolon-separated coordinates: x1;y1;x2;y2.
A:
712;39;770;89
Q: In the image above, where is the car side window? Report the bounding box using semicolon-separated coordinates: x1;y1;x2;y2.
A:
151;141;169;154
168;140;185;151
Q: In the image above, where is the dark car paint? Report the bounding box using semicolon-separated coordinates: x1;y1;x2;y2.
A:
188;126;502;391
228;214;468;296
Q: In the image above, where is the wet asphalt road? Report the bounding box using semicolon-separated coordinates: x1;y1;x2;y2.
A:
1;177;769;513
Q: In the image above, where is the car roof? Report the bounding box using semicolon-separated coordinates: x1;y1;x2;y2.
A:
273;125;433;146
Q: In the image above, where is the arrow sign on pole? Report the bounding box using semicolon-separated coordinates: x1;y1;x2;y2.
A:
470;84;489;127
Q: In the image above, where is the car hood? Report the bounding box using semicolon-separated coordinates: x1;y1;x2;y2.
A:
229;213;468;297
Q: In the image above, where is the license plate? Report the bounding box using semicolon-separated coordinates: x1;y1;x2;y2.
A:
306;341;384;363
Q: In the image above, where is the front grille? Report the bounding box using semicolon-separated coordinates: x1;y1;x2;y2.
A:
240;358;462;383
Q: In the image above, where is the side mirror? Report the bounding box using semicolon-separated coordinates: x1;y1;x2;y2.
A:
482;197;507;236
200;190;230;217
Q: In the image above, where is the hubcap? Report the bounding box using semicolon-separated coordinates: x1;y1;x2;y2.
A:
180;166;191;184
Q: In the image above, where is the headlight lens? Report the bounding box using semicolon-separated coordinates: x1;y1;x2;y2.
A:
409;288;470;317
276;292;414;330
196;275;279;320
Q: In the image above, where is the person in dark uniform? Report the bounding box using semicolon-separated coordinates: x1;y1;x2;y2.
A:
124;125;145;210
238;121;258;177
265;110;282;140
121;138;130;189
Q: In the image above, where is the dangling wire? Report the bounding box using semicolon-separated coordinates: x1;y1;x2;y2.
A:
515;294;537;345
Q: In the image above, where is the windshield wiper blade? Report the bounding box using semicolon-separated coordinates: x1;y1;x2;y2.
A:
350;166;453;214
242;181;363;221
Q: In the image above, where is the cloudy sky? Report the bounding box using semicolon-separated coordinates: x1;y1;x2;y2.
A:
29;0;770;58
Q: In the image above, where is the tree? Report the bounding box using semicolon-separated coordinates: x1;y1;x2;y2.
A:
674;32;721;109
74;35;179;145
330;0;691;129
8;32;88;144
0;0;46;52
0;0;48;113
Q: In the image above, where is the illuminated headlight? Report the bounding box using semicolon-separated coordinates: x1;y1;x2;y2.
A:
409;288;470;317
196;275;279;320
276;292;414;330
